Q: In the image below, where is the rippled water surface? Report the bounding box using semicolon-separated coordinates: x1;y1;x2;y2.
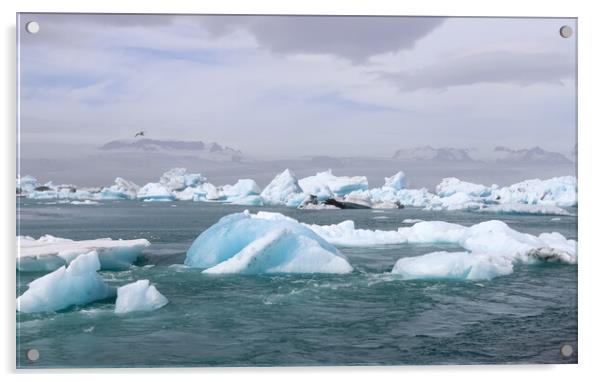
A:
16;201;577;367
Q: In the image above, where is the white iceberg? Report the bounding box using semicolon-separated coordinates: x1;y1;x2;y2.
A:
185;211;352;273
17;175;39;194
436;177;495;197
159;168;206;191
18;235;151;272
114;280;168;314
98;177;139;200
260;169;306;207
299;170;368;200
490;176;577;207
137;182;175;201
345;172;436;208
390;220;577;280
391;251;513;281
17;251;116;313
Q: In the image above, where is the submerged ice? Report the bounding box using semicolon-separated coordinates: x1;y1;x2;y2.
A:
185;211;352;274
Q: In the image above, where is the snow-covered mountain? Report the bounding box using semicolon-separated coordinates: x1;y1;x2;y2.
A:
392;146;474;162
100;139;245;162
493;146;573;164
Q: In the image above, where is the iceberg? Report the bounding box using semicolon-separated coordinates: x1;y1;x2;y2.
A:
260;169;306;207
490;176;577;207
18;235;151;272
390;220;577;280
185;211;352;273
299;170;368;199
159;168;206;191
114;280;169;314
382;171;406;191
345;172;436;208
17;251;116;313
391;251;514;281
17;175;39;194
98;177;139;200
70;200;99;205
137;182;175;201
203;228;353;274
436;177;495;198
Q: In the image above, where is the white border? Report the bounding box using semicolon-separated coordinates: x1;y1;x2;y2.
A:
2;0;601;380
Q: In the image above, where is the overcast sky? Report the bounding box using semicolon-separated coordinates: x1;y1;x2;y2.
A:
18;14;576;159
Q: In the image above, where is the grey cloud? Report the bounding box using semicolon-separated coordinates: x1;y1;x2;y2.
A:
197;15;445;62
384;51;575;91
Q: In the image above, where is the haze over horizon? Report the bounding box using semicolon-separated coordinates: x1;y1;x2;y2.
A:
19;14;576;162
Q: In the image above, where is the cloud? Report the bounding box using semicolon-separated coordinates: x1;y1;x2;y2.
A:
197;15;445;63
383;50;575;91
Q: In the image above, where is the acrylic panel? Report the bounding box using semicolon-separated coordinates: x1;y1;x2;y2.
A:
16;13;577;368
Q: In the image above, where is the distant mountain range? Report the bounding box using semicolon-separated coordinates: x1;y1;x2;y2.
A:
100;139;245;162
392;146;474;162
493;146;573;164
393;145;573;164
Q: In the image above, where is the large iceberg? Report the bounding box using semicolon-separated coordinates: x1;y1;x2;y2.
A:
490;176;577;207
299;170;368;200
260;169;306;207
114;280;169;314
99;177;139;200
17;251;116;313
18;235;151;272
185;211;352;274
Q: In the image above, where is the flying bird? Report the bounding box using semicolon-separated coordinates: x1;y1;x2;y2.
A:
134;131;145;138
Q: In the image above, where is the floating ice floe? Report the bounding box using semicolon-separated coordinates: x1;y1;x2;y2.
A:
70;200;99;205
185;211;352;274
114;280;168;314
478;203;571;216
18;235;151;272
17;251;116;313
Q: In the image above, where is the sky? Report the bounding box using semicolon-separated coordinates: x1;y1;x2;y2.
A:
18;14;577;159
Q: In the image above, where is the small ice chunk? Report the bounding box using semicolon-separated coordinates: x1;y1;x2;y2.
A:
391;251;514;281
114;280;168;314
479;203;571;216
17;251;115;313
70;200;99;205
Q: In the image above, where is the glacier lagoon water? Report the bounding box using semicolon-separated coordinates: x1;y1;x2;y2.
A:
16;200;577;367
